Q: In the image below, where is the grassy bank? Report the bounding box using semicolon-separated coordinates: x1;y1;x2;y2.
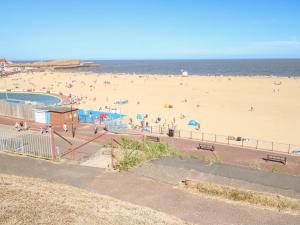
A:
182;180;300;214
113;137;178;171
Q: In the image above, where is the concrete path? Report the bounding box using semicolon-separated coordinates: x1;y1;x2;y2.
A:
132;162;300;199
0;152;104;188
153;157;300;193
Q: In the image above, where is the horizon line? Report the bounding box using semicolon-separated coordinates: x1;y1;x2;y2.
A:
8;57;300;61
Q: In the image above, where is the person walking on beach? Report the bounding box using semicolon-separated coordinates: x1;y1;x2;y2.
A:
63;122;68;132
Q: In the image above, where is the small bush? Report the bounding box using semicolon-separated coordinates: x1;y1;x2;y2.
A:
271;166;280;173
114;137;175;171
249;162;261;170
206;153;221;165
190;155;199;160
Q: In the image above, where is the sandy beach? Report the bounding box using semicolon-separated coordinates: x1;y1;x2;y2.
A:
1;71;300;146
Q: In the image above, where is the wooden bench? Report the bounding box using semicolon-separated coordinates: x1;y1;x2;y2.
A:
146;136;160;143
197;143;215;151
263;154;287;165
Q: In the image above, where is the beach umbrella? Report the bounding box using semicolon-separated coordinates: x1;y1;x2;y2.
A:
188;120;199;126
136;114;144;121
100;113;107;119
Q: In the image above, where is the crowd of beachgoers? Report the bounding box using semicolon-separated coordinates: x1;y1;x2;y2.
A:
1;71;300;146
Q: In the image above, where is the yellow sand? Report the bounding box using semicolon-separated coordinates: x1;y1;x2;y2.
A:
1;72;300;146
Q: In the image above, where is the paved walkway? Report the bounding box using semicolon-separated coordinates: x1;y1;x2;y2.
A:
0;153;299;225
0;153;104;188
88;171;300;225
153;157;300;193
132;162;300;199
1;114;300;176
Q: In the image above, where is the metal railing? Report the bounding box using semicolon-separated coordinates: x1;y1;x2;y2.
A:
143;125;300;155
0;100;40;121
0;125;54;159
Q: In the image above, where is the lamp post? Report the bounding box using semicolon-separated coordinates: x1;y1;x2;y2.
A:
71;103;75;137
69;98;76;138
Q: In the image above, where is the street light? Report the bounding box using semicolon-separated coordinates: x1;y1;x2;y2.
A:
68;98;76;138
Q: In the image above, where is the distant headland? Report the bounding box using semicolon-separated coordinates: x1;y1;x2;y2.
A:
0;59;98;76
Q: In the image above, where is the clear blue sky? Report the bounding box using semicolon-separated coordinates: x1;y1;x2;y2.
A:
1;0;300;60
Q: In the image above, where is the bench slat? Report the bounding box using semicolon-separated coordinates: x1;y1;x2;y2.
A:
264;154;287;165
197;143;215;151
146;136;160;142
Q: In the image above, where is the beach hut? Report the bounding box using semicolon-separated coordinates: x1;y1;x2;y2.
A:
32;108;50;124
46;107;79;129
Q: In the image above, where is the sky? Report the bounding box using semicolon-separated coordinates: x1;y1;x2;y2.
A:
1;0;300;60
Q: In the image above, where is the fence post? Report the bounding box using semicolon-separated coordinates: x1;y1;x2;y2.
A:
288;144;291;154
256;140;258;149
271;142;274;152
49;128;56;161
214;134;216;143
202;133;204;141
190;131;192;139
241;139;244;147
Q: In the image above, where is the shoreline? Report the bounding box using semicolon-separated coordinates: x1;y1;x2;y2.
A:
59;70;300;79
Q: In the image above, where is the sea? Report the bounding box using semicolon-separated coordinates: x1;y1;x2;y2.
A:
17;59;300;77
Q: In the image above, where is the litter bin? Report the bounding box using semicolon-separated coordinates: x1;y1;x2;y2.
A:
168;129;174;137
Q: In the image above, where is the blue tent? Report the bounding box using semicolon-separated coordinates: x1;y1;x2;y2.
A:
188;120;199;126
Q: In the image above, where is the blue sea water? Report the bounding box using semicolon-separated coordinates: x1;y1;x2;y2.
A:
71;59;300;76
0;93;60;105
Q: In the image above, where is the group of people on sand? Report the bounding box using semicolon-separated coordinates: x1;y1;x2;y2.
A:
15;121;28;132
40;124;51;134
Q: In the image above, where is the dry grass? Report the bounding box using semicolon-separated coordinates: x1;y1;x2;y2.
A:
0;174;190;225
181;180;300;215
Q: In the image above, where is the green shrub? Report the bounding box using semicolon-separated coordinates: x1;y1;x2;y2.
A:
114;137;175;171
206;153;221;165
